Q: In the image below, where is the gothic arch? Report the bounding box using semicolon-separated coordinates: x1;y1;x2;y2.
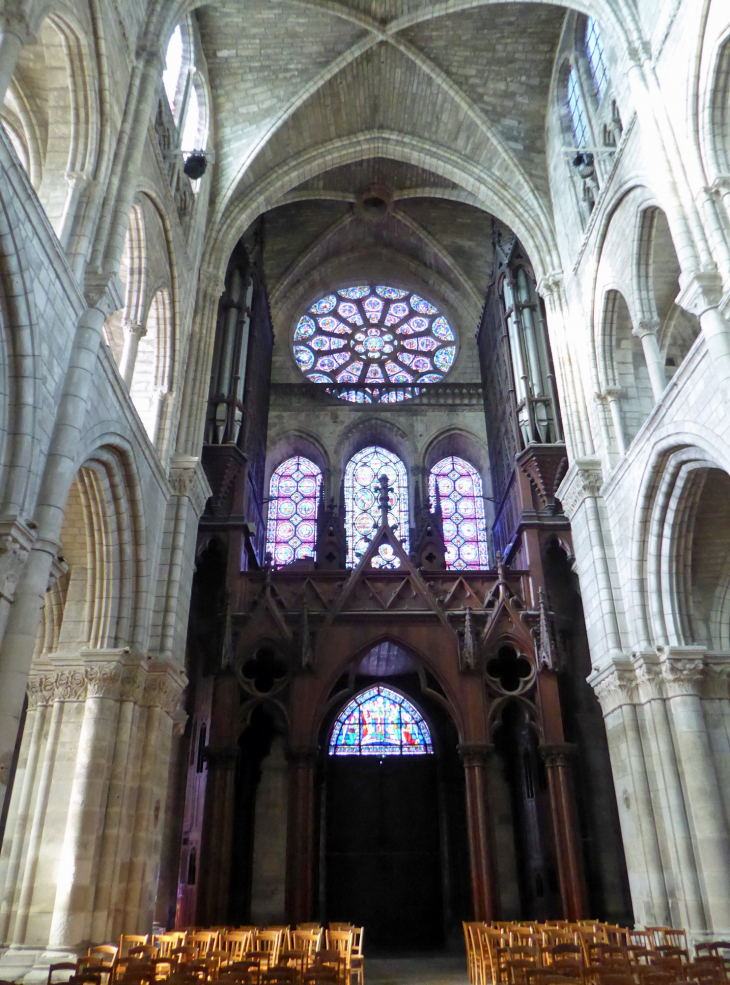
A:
334;417;416;478
423;429;490;480
264;432;330;497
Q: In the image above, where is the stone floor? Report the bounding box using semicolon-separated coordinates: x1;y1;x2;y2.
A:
366;954;469;985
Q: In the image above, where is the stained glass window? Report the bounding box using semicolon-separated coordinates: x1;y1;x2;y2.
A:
345;446;409;567
329;686;433;756
265;457;322;567
292;285;457;402
585;18;609;102
429;456;489;569
567;67;589;147
163;26;183;112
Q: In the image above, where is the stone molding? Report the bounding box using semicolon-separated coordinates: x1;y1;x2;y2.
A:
634;318;661;339
457;743;495;767
555;458;604;521
588;660;639;714
27;652;187;716
83;272;124;316
168;454;212;519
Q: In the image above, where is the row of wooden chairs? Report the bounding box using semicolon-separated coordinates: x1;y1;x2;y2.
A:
464;921;730;985
49;925;364;985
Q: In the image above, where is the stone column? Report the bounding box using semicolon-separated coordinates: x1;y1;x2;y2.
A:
603;387;626;456
0;275;123;805
119;320;147;388
0;10;34;106
286;746;318;925
459;743;497;922
633;319;666;401
540;743;587;920
658;649;730;933
199;745;238;926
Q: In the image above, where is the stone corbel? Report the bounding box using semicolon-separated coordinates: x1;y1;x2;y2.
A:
536;271;564;312
169;454;213;519
0;515;36;604
555;457;604;522
142;659;188;717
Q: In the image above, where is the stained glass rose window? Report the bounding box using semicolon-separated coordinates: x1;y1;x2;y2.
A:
293;285;456;402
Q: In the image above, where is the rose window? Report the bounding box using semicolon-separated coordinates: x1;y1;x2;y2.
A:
293;285;457;403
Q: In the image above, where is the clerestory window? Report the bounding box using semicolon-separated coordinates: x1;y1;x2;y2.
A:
585;18;609;102
567;66;589;147
345;446;409;567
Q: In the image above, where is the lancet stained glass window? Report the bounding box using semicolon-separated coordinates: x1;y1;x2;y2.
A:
429;456;489;570
293;285;457;402
345;446;409;568
585;18;609;102
265;457;322;567
329;686;433;756
567;67;589;147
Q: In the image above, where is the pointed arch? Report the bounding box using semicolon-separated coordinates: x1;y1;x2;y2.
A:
265;457;323;567
344;446;409;567
329;684;433;756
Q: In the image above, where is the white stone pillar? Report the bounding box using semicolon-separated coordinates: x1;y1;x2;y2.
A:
659;650;730;934
119;320;147;388
591;661;671;928
0;11;34;106
633;319;667;401
0;276;123;805
48;657;124;947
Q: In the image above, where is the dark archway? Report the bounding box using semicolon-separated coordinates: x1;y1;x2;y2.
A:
319;642;469;950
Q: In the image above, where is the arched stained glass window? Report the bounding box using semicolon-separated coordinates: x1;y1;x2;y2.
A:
293;285;457;402
429;457;489;569
567;67;589;147
585;18;609;102
345;447;409;568
265;457;322;567
329;686;433;756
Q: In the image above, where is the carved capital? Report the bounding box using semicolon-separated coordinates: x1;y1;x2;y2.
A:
27;673;55;709
85;661;124;700
656;646;707;697
168;454;212;519
676;270;723;318
123;318;147;340
588;661;638;714
703;659;730;699
555;458;603;521
142;661;187;716
84;272;124;316
54;669;88;702
121;663;146;702
633;318;661;339
536;270;564;305
0;516;36;603
0;10;35;45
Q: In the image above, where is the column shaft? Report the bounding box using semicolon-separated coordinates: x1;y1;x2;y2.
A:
460;745;497;922
541;745;587;920
286;748;317;925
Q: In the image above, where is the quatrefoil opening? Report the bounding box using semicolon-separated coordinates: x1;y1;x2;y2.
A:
486;644;533;693
241;646;288;693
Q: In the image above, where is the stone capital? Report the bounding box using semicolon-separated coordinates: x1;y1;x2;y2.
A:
656;645;707;697
676;270;723;318
0;10;36;45
27;672;56;710
536;270;564;299
84;272;124;316
588;659;638;714
123;318;147;340
633;318;661;339
555;457;603;521
141;660;187;716
0;515;36;603
602;386;622;401
168;454;212;518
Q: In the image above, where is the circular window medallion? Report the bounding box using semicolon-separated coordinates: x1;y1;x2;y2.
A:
293;285;457;403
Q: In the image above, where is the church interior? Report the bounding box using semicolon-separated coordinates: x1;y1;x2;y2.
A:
0;0;729;980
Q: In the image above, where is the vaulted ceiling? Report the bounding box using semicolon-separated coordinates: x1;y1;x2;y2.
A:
196;0;569;311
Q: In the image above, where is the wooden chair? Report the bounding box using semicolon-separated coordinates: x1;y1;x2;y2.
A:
261;971;298;985
218;932;255;969
310;951;344;985
188;931;220;957
48;962;78;985
297;925;322;932
526;972;582;985
350;927;364;985
465;922;482;984
249;932;284;972
326;931;353;985
120;938;150;959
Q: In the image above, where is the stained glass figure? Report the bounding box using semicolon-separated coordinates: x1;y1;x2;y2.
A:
329;685;433;756
345;446;409;566
429;456;489;570
292;285;457;402
265;457;323;567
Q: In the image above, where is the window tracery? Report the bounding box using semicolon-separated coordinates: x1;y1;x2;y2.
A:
567;66;589;147
293;286;456;402
429;457;489;569
345;446;409;567
265;457;322;566
329;686;433;756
